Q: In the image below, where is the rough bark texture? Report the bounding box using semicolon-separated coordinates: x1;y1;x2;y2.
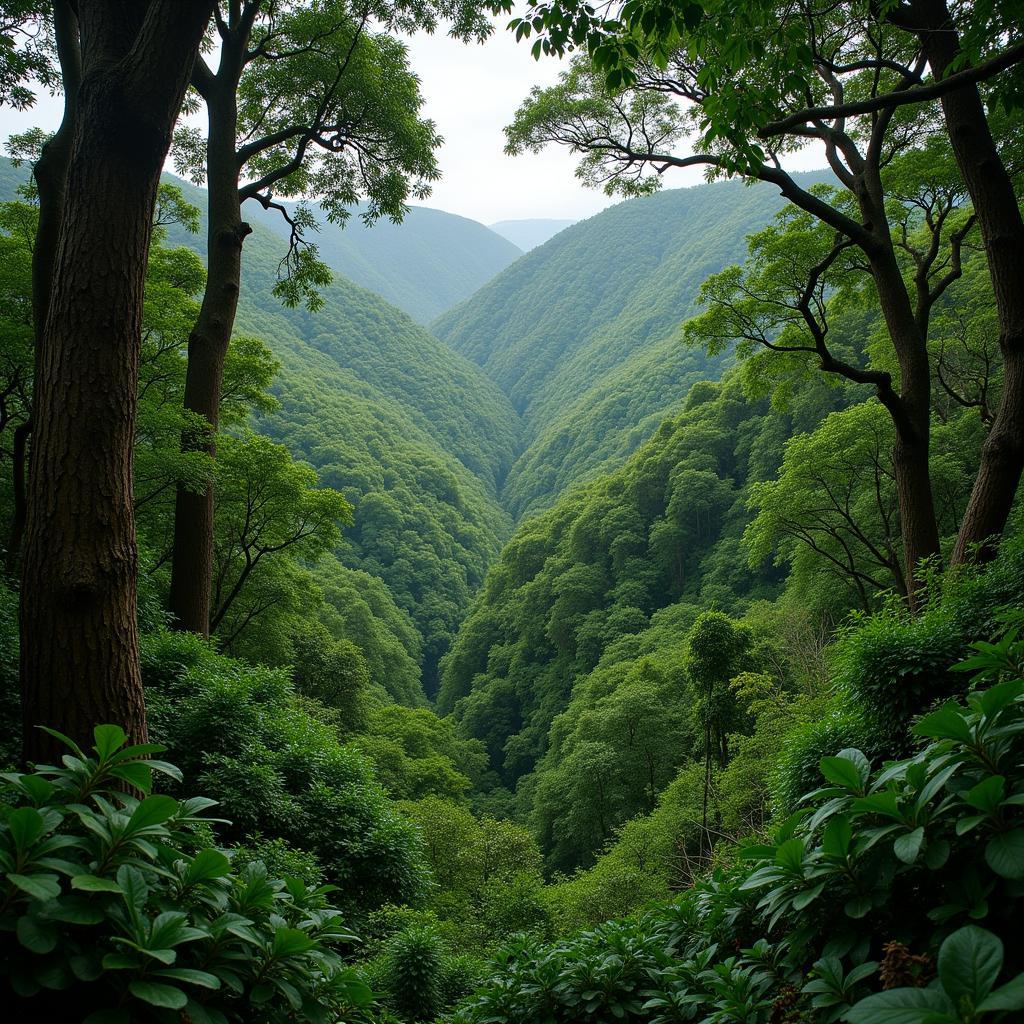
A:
907;0;1024;563
19;0;212;765
168;74;249;636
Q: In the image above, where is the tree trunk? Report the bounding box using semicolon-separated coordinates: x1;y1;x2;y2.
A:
168;73;249;636
869;244;942;592
6;418;30;573
909;0;1024;563
19;0;212;765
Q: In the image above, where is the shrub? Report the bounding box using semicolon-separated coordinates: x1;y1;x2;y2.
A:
141;629;429;914
0;725;372;1023
383;925;443;1022
453;621;1024;1024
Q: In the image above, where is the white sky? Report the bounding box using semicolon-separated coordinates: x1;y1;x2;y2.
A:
0;16;827;226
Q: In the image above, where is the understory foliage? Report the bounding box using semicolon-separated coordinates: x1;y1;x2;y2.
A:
0;726;372;1024
453;622;1024;1024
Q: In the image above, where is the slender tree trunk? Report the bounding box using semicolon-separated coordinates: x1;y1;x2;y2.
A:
907;0;1024;563
870;245;942;591
168;76;249;636
19;0;212;764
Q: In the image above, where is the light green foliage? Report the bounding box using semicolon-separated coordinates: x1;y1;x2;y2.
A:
746;401;983;610
0;725;372;1022
290;622;371;735
141;630;428;913
352;705;489;804
208;429;352;660
439;369;850;860
398;797;549;949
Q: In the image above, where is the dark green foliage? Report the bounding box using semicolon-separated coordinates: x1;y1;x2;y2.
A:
382;925;443;1022
141;630;428;913
0;725;372;1023
452;629;1024;1024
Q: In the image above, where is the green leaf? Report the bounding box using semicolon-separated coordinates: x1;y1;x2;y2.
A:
965;775;1005;814
153;967;221;990
72;874;123;893
914;705;973;744
820;755;865;790
125;795;178;832
6;806;46;850
938;925;1003;1005
184;848;231;884
894;827;925;865
271;927;317;957
8;872;61;900
17;914;57;953
985;830;1024;879
128;980;188;1010
978;972;1024;1012
822;815;852;858
93;724;128;761
844;986;953;1023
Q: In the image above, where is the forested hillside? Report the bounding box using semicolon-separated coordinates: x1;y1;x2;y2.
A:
436;176;828;517
172;178;524;692
251;200;523;323
3;2;1024;1021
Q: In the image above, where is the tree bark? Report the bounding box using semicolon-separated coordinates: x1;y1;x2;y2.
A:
19;0;212;764
868;242;942;589
905;0;1024;564
168;41;251;636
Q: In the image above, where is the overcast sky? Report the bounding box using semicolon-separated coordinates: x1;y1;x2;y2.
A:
0;16;826;227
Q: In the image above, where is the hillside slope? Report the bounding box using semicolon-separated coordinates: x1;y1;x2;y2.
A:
435;176;828;517
250;200;522;324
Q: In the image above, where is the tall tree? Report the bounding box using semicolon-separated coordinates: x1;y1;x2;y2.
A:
19;0;213;763
168;0;485;636
498;0;1024;570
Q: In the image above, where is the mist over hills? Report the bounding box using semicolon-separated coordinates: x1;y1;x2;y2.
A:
489;218;576;251
249;199;523;324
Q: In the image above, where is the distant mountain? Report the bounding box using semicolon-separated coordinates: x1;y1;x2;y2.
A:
435;173;831;519
249;201;522;323
489;218;576;251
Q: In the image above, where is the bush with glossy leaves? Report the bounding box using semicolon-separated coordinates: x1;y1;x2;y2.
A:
0;725;372;1023
453;618;1024;1024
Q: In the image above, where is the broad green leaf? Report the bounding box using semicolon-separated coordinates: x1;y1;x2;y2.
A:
8;871;61;900
938;925;1003;1005
844;986;953;1023
894;827;925;865
93;724;128;761
129;979;188;1009
965;775;1005;814
72;874;123;893
985;830;1024;879
16;914;57;953
978;972;1024;1012
914;705;972;744
5;806;46;850
125;795;179;832
820;755;864;791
